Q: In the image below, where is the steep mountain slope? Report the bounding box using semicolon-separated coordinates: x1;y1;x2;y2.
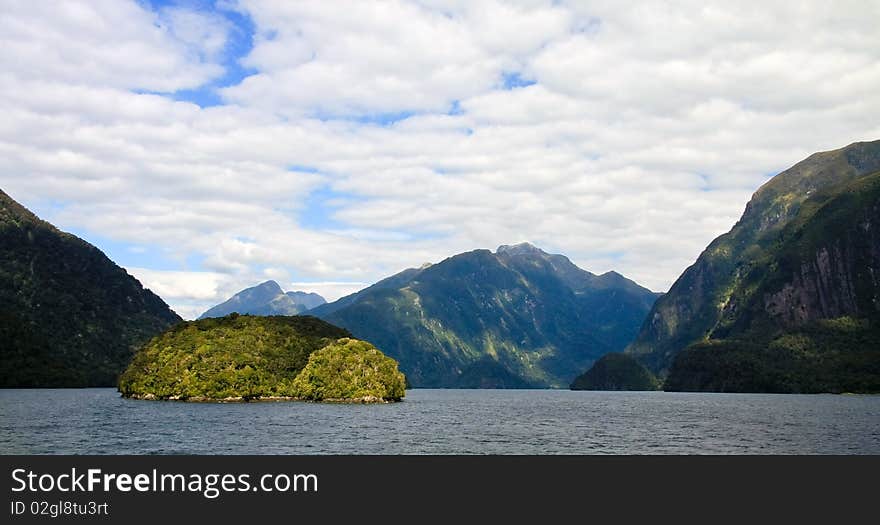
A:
0;189;182;387
625;140;880;392
627;140;880;374
308;267;423;318
665;171;880;392
314;243;660;387
199;280;326;319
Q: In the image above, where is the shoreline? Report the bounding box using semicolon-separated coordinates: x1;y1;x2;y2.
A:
120;393;402;404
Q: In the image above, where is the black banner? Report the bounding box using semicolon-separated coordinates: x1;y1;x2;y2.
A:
1;456;876;523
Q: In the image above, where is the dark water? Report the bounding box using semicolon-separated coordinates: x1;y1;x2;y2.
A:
1;388;878;454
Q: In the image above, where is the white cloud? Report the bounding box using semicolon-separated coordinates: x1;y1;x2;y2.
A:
127;267;227;302
0;0;227;92
157;6;232;62
222;0;571;115
125;267;230;320
288;282;370;303
2;0;879;310
126;266;370;319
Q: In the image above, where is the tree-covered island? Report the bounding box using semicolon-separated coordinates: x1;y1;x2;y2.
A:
118;314;406;403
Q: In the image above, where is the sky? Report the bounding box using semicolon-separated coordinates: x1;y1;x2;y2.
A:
1;0;878;320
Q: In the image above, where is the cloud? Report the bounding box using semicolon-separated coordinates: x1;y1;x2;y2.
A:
2;0;879;313
125;267;230;320
156;5;232;62
127;265;369;319
0;0;228;92
221;0;571;116
288;282;370;303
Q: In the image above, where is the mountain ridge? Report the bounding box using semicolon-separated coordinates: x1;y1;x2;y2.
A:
313;243;659;388
0;188;182;387
627;140;880;373
199;280;326;319
621;139;880;392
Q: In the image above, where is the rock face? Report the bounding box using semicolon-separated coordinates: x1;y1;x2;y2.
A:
0;188;182;387
118;314;405;402
762;246;864;328
570;353;658;391
311;242;660;388
198;281;326;319
625;140;880;393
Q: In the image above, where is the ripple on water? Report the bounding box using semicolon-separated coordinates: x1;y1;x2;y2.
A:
0;389;879;454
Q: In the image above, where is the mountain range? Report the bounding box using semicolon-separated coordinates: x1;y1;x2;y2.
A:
198;280;325;319
4;140;878;393
0;189;181;387
309;242;660;388
621;139;880;392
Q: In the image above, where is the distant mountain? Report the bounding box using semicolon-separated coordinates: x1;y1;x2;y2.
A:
283;291;327;311
198;281;326;319
625;140;880;393
0;188;182;387
312;242;660;388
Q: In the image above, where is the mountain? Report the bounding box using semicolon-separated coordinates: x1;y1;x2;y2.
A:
626;140;880;393
198;280;326;319
312;242;660;388
0;188;182;387
119;314;405;402
309;267;423;318
283;290;327;311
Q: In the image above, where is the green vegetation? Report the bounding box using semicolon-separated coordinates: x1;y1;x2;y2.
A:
118;314;405;402
661;172;880;394
0;189;181;387
712;171;880;339
570;353;659;391
292;338;405;402
455;357;538;389
665;318;880;393
624;140;880;393
314;243;660;388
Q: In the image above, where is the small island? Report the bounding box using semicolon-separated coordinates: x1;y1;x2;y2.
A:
570;353;659;391
118;313;406;403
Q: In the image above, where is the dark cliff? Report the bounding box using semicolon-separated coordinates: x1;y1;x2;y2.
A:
0;189;182;387
621;140;880;393
627;140;880;377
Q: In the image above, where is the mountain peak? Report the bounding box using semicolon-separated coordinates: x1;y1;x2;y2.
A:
627;139;880;382
256;280;283;292
285;291;327;310
313;243;659;387
495;242;544;256
198;280;326;319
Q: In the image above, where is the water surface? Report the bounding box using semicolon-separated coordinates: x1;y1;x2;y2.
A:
1;388;878;454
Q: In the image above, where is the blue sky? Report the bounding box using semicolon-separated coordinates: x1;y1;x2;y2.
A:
296;185;354;232
142;0;257;108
